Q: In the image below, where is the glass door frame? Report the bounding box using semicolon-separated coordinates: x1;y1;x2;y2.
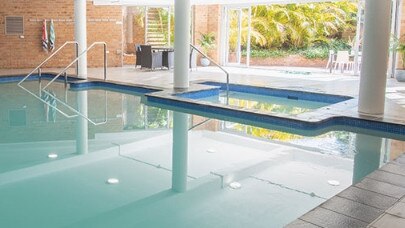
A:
221;5;252;67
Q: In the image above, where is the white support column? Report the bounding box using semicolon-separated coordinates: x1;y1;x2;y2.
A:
358;0;392;115
174;0;191;89
172;112;189;193
353;134;382;184
76;91;88;154
75;0;88;79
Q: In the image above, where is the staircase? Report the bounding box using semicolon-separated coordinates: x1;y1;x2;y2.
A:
145;7;170;47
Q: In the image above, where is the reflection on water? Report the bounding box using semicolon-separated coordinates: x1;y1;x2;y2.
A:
199;91;330;114
0;81;403;228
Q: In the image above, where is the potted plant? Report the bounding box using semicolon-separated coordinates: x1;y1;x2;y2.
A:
197;32;216;67
392;36;405;82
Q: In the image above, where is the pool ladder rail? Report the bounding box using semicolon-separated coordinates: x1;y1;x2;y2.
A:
17;41;109;126
190;44;230;105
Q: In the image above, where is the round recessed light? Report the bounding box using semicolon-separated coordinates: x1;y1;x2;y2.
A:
106;178;119;185
327;180;340;186
229;182;242;190
48;153;58;159
206;148;216;153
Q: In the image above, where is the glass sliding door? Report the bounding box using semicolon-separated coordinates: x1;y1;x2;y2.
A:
224;6;251;66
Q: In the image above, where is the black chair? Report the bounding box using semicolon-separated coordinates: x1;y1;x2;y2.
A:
163;50;174;69
140;45;163;70
135;44;142;68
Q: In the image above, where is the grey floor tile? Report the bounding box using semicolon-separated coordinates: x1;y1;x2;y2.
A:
371;214;405;228
321;196;383;223
338;186;397;210
386;202;405;218
284;219;321;228
367;170;405;189
355;177;405;199
300;207;367;228
394;156;405;165
380;164;405;177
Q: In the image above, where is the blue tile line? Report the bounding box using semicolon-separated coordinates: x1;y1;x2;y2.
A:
176;88;220;99
146;95;405;137
0;74;80;83
198;81;353;104
2;75;161;95
69;81;161;94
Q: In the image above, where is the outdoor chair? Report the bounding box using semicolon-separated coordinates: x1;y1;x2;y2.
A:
326;50;335;69
140;45;163;70
163;50;174;69
333;51;353;73
135;44;142;68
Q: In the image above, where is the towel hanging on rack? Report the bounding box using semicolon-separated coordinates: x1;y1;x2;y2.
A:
41;20;48;53
49;19;56;52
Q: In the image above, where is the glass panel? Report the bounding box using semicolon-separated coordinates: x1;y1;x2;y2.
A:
226;7;250;66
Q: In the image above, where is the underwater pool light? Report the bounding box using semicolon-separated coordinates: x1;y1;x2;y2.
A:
47;153;58;159
206;148;216;153
229;182;242;189
107;178;120;185
327;180;340;186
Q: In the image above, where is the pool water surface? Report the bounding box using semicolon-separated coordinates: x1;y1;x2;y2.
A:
0;79;402;228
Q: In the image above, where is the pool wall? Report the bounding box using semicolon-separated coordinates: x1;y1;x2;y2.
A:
193;81;353;104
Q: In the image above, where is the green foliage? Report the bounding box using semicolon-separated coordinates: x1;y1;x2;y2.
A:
300;47;329;59
229;1;357;50
244;39;352;59
243;49;290;58
198;32;216;54
159;8;175;45
392;36;405;69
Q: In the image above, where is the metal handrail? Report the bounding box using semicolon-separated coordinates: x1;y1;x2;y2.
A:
188;118;212;131
40;42;108;126
190;44;230;105
17;41;79;87
42;42;108;91
41;89;108;126
19;86;78;119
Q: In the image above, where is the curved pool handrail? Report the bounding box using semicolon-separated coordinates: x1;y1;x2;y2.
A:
190;44;230;105
17;41;79;87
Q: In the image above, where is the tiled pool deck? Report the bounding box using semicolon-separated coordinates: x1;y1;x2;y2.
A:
286;154;405;228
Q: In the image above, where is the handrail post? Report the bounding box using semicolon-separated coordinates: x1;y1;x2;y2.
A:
190;43;230;105
38;68;42;83
64;72;68;87
75;43;79;76
226;73;230;105
104;43;107;81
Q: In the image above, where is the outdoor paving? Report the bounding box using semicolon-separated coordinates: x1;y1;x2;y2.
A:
286;154;405;228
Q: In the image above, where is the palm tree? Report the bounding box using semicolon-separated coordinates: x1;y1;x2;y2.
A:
229;1;358;49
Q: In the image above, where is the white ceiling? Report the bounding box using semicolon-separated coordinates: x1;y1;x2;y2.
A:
93;0;340;6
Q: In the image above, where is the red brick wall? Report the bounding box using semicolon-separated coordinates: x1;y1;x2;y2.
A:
193;5;222;63
0;1;123;69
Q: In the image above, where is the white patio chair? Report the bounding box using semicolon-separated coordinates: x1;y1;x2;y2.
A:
333;51;353;73
326;50;335;70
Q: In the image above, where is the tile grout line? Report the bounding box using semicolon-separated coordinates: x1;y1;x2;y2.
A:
337;193;395;211
318;201;378;224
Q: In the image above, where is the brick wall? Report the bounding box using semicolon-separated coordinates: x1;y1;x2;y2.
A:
193;5;222;63
0;0;123;69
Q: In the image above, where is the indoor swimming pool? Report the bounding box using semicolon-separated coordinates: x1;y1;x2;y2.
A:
0;78;403;228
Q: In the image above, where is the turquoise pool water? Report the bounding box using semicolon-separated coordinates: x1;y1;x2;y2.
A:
199;91;331;114
0;80;401;228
